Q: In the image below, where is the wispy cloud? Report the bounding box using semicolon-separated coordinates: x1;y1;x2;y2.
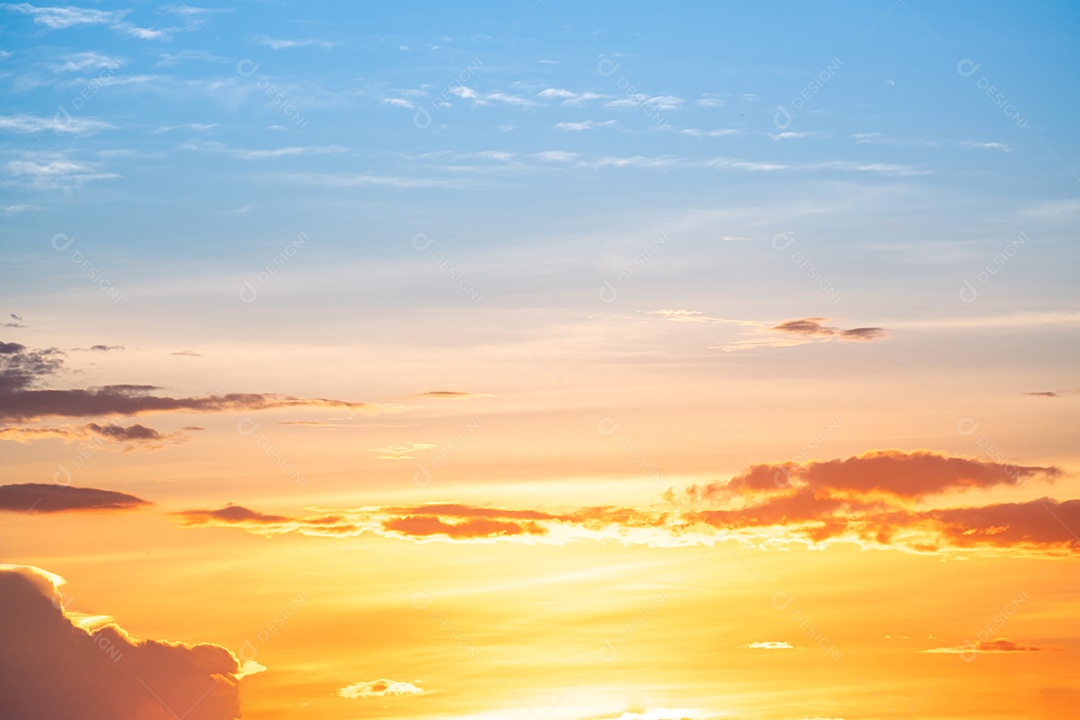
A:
922;639;1058;654
739;641;795;650
367;442;438;460
253;36;335;50
651;312;887;351
338;679;424;699
553;120;618;131
605;94;683;111
0;114;113;134
0;3;168;39
960;140;1011;152
537;88;610;105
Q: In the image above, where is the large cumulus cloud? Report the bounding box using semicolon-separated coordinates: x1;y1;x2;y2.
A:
0;565;254;720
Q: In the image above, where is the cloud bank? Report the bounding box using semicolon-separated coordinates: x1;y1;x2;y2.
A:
0;565;255;720
173;450;1077;557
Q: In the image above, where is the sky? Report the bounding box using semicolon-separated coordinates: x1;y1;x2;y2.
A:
1;1;1079;719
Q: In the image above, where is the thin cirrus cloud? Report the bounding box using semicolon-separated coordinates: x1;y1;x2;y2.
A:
553;120;618;131
0;3;166;39
0;565;257;720
0;114;114;134
0;483;150;513
337;679;424;699
0;341;365;424
173;450;1077;557
252;36;335;50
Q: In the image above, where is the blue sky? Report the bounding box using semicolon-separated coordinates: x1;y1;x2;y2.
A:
4;2;1078;267
1;1;1078;415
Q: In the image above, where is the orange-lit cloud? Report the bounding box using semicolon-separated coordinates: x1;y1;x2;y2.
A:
0;483;150;513
922;638;1059;654
0;341;365;423
368;442;438;460
337;679;424;699
0;565;255;719
770;317;887;340
739;641;796;650
171;450;1080;556
0;422;196;448
649;312;888;350
683;449;1060;502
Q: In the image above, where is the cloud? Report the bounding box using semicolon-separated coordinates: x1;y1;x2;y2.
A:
172;451;1076;556
0;565;253;719
739;641;795;650
584;708;722;720
481;92;532;107
0;422;195;448
338;679;424;699
535;150;580;163
367;442;437;460
174;504;293;525
253;36;334;50
922;638;1058;654
680;128;739;137
1;3;113;29
412;390;485;400
960;141;1011;152
0;114;114;134
0;341;365;422
651;312;887;350
0;4;166;39
553;120;618;131
685;449;1059;503
537;88;609;105
605;94;683;111
771;317;887;341
0;484;149;513
181;141;346;160
1024;388;1080;399
448;86;478;100
56;51;123;72
3;155;119;189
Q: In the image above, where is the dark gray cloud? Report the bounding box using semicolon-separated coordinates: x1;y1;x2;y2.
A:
0;484;150;513
0;341;364;422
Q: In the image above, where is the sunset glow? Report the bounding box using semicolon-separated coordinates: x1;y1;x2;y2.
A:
2;2;1079;719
